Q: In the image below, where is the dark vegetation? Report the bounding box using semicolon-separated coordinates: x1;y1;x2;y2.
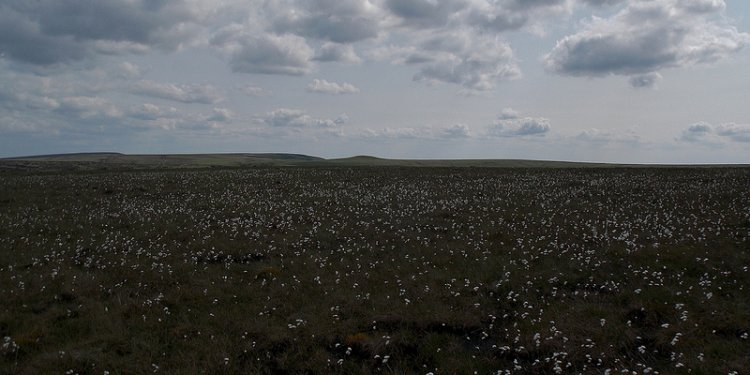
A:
1;163;749;374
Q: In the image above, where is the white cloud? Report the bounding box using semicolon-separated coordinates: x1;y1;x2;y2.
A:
260;108;348;128
267;0;382;43
545;0;749;84
211;27;314;75
411;31;521;91
130;80;222;104
307;79;360;95
487;108;551;137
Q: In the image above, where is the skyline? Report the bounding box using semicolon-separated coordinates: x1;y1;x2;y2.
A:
1;0;749;163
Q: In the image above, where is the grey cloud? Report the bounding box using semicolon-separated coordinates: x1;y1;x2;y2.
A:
260;108;348;128
268;0;381;43
679;121;750;143
0;1;196;66
578;0;625;6
130;80;222;104
358;127;434;139
678;0;725;14
679;122;718;143
385;0;468;28
0;11;90;65
313;43;362;64
307;79;360;95
576;128;640;143
212;29;313;75
442;123;471;138
207;108;233;123
55;96;123;120
716;123;750;142
235;85;272;97
412;32;520;91
487;109;550;137
467;9;527;32
629;72;662;89
125;104;230;132
127;103;177;122
545;0;748;81
506;0;568;10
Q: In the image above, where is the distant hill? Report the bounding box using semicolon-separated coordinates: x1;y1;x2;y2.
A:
1;152;747;172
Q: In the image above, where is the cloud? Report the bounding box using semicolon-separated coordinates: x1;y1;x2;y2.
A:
235;85;272;97
0;0;197;66
384;0;468;29
307;79;360;95
411;31;521;91
207;108;233;123
679;121;750;143
578;0;626;6
130;80;222;104
442;123;471;138
715;123;750;142
55;96;123;120
260;108;348;128
628;72;663;89
116;62;142;79
576;128;640;143
211;28;314;75
313;43;362;64
545;0;748;83
267;0;382;43
487;108;551;137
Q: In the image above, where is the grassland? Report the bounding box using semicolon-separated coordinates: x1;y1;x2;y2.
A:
1;160;749;374
3;152;720;173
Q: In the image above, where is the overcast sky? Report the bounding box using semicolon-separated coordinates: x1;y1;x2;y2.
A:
1;0;749;162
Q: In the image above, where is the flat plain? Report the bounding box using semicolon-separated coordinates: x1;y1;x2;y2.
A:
1;157;749;374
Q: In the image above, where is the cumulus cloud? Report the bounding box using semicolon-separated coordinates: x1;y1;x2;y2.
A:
442;123;471;138
211;28;314;75
313;43;362;64
307;79;360;95
545;0;749;83
0;0;197;66
267;0;382;43
130;80;222;104
384;0;468;29
487;108;551;137
260;108;348;128
679;121;750;143
411;31;521;91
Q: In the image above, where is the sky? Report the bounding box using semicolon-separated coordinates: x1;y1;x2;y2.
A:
1;0;749;163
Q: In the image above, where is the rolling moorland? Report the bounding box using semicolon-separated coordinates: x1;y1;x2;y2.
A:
1;154;749;374
1;152;653;173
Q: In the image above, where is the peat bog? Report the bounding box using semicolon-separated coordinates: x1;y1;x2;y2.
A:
1;165;749;374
